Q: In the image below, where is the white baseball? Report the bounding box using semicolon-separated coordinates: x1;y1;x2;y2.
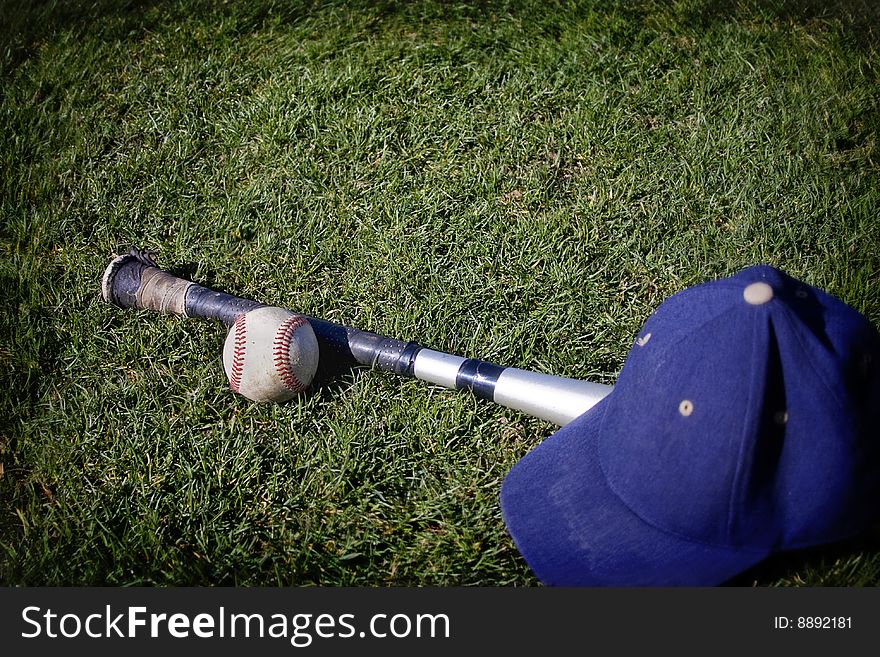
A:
222;306;319;402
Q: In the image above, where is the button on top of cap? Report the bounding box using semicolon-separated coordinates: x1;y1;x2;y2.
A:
743;281;774;305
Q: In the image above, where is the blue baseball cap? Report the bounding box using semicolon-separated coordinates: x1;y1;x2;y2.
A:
501;265;880;586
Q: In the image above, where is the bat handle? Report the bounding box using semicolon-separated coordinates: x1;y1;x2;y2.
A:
101;248;420;371
186;286;264;324
102;248;264;323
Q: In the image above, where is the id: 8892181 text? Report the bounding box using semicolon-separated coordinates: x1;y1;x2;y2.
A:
773;617;851;630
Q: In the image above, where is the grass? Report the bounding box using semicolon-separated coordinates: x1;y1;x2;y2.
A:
1;0;879;586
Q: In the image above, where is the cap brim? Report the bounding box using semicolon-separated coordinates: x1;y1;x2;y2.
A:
500;398;772;586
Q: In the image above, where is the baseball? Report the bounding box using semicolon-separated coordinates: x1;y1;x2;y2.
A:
222;306;319;402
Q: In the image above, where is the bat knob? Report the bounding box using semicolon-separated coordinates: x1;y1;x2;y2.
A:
101;247;158;304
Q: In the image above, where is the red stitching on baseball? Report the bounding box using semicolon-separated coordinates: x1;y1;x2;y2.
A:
274;315;309;393
229;313;247;393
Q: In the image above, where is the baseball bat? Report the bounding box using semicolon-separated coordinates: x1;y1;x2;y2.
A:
101;248;612;426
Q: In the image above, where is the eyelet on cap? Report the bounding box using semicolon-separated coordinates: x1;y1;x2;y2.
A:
678;400;694;416
743;281;774;305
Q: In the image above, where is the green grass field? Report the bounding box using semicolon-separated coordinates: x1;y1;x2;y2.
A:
1;0;879;586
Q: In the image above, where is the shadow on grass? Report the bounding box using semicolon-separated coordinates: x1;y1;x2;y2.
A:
1;0;158;78
725;531;880;586
2;0;878;84
667;0;879;49
0;260;68;580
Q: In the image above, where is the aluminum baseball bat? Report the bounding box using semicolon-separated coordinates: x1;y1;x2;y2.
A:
101;248;612;426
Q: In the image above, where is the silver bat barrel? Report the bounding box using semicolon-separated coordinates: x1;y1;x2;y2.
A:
413;349;611;426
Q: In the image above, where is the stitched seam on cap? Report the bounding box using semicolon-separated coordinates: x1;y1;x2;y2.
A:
624;289;745;372
726;306;764;541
